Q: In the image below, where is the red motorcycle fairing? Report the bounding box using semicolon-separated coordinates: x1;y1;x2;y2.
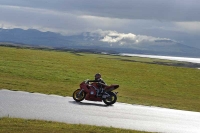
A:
73;80;119;105
104;84;119;92
84;82;102;101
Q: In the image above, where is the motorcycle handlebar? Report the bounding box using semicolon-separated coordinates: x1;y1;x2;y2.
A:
84;79;89;84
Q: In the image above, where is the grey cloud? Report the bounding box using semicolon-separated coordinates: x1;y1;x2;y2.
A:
90;30;178;46
0;0;200;49
0;5;96;35
1;0;200;21
0;4;135;35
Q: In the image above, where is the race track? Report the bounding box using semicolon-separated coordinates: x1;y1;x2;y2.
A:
0;89;200;133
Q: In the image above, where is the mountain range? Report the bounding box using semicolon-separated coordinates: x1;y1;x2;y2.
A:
0;28;200;57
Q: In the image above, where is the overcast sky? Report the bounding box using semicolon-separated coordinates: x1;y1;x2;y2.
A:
0;0;200;48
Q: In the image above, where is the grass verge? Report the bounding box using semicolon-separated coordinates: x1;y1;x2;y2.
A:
0;46;200;111
0;117;149;133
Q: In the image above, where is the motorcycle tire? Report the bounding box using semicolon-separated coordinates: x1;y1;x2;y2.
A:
103;92;117;105
73;89;86;102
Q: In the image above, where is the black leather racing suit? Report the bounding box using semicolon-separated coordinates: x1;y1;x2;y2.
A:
88;78;106;95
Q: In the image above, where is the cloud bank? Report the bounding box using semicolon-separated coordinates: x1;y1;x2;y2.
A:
0;0;200;48
89;30;178;46
1;0;200;21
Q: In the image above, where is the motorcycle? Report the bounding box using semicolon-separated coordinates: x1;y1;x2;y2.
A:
72;80;119;105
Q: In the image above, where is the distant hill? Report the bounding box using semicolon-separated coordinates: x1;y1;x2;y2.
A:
0;28;200;57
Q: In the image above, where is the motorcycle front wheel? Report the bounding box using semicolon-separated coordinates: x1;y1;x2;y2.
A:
103;92;117;105
73;89;86;102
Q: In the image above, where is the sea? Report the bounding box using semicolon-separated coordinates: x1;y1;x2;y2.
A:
120;53;200;69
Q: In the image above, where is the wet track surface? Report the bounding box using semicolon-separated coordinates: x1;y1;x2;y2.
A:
0;89;200;133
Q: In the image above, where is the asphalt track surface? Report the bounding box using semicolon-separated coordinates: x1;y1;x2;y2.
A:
0;89;200;133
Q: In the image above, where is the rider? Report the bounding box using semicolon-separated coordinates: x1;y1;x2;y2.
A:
88;73;107;95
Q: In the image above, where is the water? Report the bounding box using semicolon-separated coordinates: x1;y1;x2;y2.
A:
120;53;200;64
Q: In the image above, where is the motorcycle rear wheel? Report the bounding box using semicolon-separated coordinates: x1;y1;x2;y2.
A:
103;92;117;105
73;89;86;102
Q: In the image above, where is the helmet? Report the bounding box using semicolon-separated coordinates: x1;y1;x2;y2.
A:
95;73;101;80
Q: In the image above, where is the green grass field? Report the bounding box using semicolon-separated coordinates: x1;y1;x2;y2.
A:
1;46;200;133
1;46;200;111
0;117;148;133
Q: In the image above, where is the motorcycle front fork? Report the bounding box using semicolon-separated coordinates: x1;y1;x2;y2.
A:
78;89;83;95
